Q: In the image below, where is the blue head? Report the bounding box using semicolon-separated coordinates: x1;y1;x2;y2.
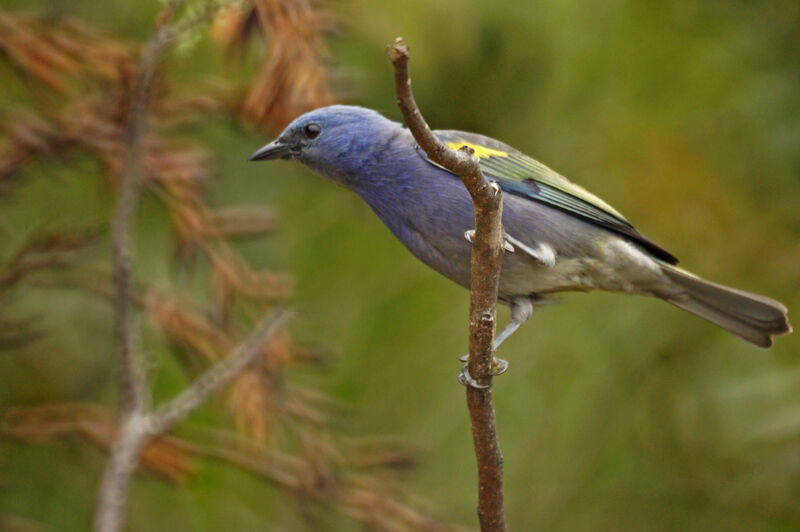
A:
249;105;402;189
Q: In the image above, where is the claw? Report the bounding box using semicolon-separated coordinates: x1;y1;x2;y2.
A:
492;357;509;376
464;229;515;253
457;356;510;388
458;364;489;389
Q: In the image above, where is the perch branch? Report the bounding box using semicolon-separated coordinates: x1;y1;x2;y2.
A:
388;37;507;532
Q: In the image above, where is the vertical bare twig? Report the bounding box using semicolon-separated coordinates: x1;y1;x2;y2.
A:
95;25;174;532
388;37;507;532
111;25;171;416
92;412;151;532
96;5;293;532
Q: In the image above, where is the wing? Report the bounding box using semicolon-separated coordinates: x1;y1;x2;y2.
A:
419;130;679;264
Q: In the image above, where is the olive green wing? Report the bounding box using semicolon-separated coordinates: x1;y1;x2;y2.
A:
420;130;678;264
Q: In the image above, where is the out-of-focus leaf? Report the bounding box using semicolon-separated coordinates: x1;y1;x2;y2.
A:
214;0;336;131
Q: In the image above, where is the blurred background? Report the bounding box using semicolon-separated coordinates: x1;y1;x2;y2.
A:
1;0;799;530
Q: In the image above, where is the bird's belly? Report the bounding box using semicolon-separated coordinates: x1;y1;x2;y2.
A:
499;236;670;298
499;255;597;296
397;217;658;299
403;225;603;297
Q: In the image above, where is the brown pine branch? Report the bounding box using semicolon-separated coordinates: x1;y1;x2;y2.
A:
388;37;507;532
148;310;292;435
109;0;230;417
95;26;173;527
1;8;467;532
93;310;291;532
111;24;171;416
97;3;291;531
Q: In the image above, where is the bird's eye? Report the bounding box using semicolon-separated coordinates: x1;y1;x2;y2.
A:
303;123;321;139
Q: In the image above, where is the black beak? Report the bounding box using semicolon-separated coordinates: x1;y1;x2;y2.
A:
249;140;293;161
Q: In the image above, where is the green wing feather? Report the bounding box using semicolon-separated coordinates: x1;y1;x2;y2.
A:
421;130;679;264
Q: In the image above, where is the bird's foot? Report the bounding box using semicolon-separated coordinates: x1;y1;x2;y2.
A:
492;356;509;375
464;230;515;253
457;355;509;389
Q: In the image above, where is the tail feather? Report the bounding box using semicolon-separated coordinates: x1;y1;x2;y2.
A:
660;265;791;348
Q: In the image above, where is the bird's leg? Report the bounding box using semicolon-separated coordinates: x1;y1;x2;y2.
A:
458;297;534;389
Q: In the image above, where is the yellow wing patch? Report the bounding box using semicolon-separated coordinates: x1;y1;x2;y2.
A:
445;141;509;159
445;139;624;219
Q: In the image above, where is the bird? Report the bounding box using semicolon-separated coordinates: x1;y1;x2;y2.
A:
250;105;791;387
